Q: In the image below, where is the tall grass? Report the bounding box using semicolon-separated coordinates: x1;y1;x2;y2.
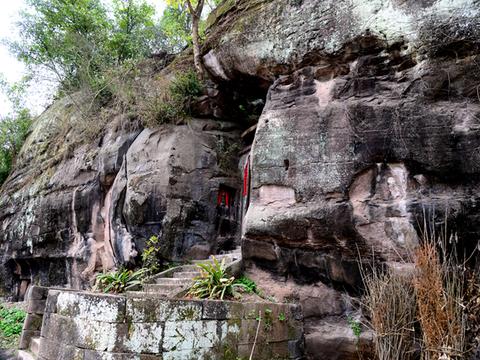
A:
362;264;417;360
414;225;466;360
361;216;469;360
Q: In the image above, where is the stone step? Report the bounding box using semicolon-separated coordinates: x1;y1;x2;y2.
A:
143;283;188;296
155;278;193;285
191;255;235;264
30;337;41;356
210;253;239;260
173;271;199;278
221;247;242;255
17;350;36;360
175;265;200;272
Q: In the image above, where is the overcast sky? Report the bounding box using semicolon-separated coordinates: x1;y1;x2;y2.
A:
0;0;167;118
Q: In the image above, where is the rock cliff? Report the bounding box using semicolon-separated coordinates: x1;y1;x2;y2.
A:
1;0;480;357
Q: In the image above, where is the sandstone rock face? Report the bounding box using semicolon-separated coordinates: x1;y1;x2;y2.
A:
203;0;480;358
2;0;480;357
0;95;241;297
237;0;480;277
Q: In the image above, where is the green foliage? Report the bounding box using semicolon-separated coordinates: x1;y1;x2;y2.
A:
141;235;163;275
0;77;34;185
160;5;192;52
234;276;257;294
10;0;166;96
263;307;273;331
0;305;26;338
109;0;156;62
278;312;286;322
169;70;203;102
0;111;32;184
146;70;204;125
11;0;112;91
95;268;147;294
187;257;246;300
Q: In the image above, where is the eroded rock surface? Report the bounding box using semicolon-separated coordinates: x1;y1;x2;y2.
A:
2;0;480;358
0;96;242;297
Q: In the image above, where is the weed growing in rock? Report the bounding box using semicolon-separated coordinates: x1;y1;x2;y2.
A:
263;308;273;332
347;315;362;340
136;69;204;127
95;268;147;294
187;256;246;300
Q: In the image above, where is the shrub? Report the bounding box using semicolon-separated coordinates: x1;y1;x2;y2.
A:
95;268;147;294
141;235;163;276
0;109;33;185
146;70;203;125
110;68;204;128
362;218;469;360
169;70;203;103
0;305;26;337
187;257;245;300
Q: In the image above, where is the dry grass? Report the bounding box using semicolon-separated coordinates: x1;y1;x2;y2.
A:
414;234;466;360
361;214;470;360
362;264;417;360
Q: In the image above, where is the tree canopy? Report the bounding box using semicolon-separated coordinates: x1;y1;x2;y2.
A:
9;0;163;92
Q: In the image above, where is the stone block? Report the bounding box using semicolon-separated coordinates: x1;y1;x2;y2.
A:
121;322;163;354
163;320;219;352
26;286;49;301
74;318;128;352
83;349;161;360
56;291;126;322
23;313;44;331
44;290;61;314
202;300;231;320
38;337;83;360
163;348;222;360
18;330;40;350
126;298;202;323
238;341;289;359
288;338;305;359
27;300;46;314
41;314;76;345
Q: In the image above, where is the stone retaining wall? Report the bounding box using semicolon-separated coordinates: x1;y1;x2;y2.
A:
33;289;304;359
19;286;49;350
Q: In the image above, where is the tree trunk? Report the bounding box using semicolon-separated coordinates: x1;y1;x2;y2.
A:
191;15;204;78
187;0;205;78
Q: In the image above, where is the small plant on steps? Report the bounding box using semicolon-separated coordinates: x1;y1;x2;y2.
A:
95;268;147;294
187;256;246;300
141;235;164;276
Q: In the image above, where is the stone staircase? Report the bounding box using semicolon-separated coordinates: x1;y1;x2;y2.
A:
139;247;242;298
15;248;242;359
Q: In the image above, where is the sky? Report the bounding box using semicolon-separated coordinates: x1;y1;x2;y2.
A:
0;0;167;118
